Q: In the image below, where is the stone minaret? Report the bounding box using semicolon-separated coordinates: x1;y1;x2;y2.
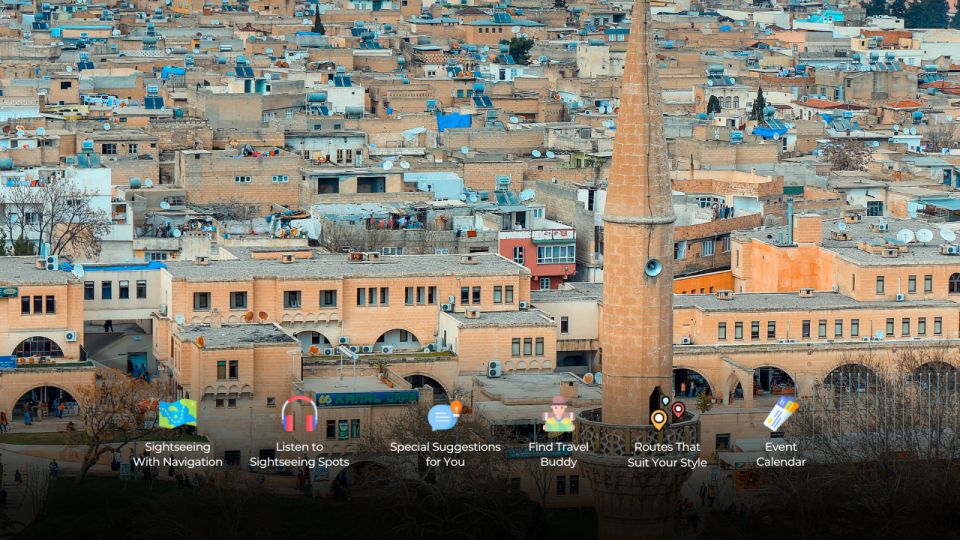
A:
575;0;700;538
601;0;674;424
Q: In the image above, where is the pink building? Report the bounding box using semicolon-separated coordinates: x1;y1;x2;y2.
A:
499;223;576;290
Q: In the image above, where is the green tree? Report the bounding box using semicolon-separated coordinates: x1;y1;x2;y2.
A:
502;37;534;65
313;10;325;35
889;0;907;17
12;235;34;256
695;391;713;414
707;94;722;114
865;0;888;15
750;87;767;121
904;0;949;27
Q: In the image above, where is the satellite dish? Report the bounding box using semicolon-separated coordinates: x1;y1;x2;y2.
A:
244;311;254;322
172;228;182;238
468;193;478;203
159;201;171;210
459;194;467;201
896;229;915;243
65;65;73;72
381;160;394;170
72;263;85;279
893;124;900;131
532;150;541;158
481;46;490;53
837;222;847;231
595;372;602;385
545;151;555;158
947;115;954;122
875;330;885;340
399;160;410;169
175;314;185;325
940;228;957;242
583;372;595;384
196;336;205;348
511;25;520;33
460;146;470;154
103;123;111;131
509;116;519;124
143;178;154;188
729;77;736;84
519;189;536;201
258;311;268;321
916;229;934;243
909;127;917;135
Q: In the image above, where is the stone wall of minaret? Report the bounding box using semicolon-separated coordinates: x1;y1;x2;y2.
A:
600;0;675;425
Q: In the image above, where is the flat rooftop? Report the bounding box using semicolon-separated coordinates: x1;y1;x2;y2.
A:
164;253;527;282
675;291;956;312
0;257;74;286
444;309;556;328
531;282;603;303
476;372;602;403
304;375;404;394
176;323;298;349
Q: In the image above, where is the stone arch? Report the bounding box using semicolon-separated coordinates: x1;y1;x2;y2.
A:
12;336;64;359
909;361;959;389
824;363;876;392
403;373;448;399
672;367;715;398
723;371;745;403
374;329;422;351
753;365;797;396
11;384;78;419
294;330;334;354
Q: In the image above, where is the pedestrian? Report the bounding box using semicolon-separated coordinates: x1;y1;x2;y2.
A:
0;411;8;432
680;381;686;397
14;470;21;488
49;459;59;479
23;407;31;426
57;402;64;419
698;482;707;506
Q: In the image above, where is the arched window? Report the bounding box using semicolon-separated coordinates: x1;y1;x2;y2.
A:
950;273;960;294
13;337;64;358
724;96;732;108
733;96;740;108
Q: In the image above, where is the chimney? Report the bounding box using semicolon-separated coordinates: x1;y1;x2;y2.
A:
793;213;823;245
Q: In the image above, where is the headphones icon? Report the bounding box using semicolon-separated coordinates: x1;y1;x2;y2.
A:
280;396;318;433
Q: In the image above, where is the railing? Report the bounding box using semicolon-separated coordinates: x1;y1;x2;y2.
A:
576;408;700;457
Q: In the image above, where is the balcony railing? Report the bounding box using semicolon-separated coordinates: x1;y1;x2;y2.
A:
575;408;700;458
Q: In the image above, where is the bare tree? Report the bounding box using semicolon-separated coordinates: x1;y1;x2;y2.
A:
926;123;959;151
319;220;388;253
824;140;871;171
73;368;156;484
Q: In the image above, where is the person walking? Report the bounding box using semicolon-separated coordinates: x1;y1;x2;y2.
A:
49;459;59;480
23;404;31;426
0;411;8;432
680;381;686;398
57;401;64;419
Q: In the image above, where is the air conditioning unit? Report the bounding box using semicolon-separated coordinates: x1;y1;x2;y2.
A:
380;345;394;354
448;295;457;304
323;347;335;356
487;360;502;378
680;336;692;345
786;339;799;343
348;252;365;262
518;301;529;310
361;345;374;353
422;344;434;353
831;285;840;293
349;345;360;353
895;293;905;301
881;248;900;258
159;303;167;315
940;244;959;255
714;290;733;300
45;255;59;271
778;338;787;343
441;303;453;312
65;330;78;342
459;254;479;265
830;230;849;241
871;222;889;232
339;336;350;344
862;336;872;341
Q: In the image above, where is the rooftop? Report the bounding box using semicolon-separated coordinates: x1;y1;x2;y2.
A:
444;309;556;328
0;257;74;286
175;323;298;349
675;292;956;312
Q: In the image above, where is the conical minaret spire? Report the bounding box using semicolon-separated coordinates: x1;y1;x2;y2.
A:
600;0;676;425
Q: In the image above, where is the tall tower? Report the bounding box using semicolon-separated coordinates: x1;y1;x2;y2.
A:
575;0;700;537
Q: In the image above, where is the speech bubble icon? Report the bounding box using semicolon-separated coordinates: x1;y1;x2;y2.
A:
428;404;457;431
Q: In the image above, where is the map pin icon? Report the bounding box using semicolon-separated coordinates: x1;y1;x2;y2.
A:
672;402;685;419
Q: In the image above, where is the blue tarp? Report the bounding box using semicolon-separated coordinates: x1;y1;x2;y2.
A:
436;112;471;132
751;126;787;139
160;66;186;79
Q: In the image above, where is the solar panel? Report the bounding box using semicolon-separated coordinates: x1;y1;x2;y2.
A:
473;96;493;108
319;106;330;115
333;75;352;87
236;66;254;78
765;119;786;130
144;96;164;109
492;12;512;23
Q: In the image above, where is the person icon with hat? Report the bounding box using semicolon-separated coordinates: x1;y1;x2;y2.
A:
543;396;576;433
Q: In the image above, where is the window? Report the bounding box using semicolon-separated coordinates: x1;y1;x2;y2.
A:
215;398;224;408
350;419;360;438
84;281;95;300
722;236;731;253
950;273;960;294
381;247;404;255
918;317;927;335
734;322;743;340
101;143;117;155
326;420;336;439
217;361;227;380
102;281;112;300
535;337;544;356
20;296;29;315
494;286;503;303
266;397;276;408
539;277;551;290
802;320;810;338
380;288;389;305
513;246;524;264
505;286;514;304
908;275;917;294
356;288;365;306
876;276;885;295
147;252;169;261
902;318;910;336
934;317;943;335
716;433;731;451
818;320;827;338
60;81;72;89
224;450;241;466
537;245;575;264
119;280;129;299
924;275;933;293
472;287;481;304
33;295;42;314
569;475;579;494
556;475;566;495
46;296;55;314
230;291;247;310
405;287;415;305
234;175;252;183
228;360;238;379
767;321;776;339
866;201;883;216
718;322;727;340
228;398;236;408
560;316;569;334
128;143;138;154
428;287;437;304
136;280;147;299
193;292;211;310
886;318;895;336
701;239;715;257
368;288;377;305
416;287;426;305
461;287;470;304
751;321;760;340
512;338;521;357
675;241;687;260
851;319;859;337
834;319;843;337
272;175;289;183
523;338;533;356
321;290;337;307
